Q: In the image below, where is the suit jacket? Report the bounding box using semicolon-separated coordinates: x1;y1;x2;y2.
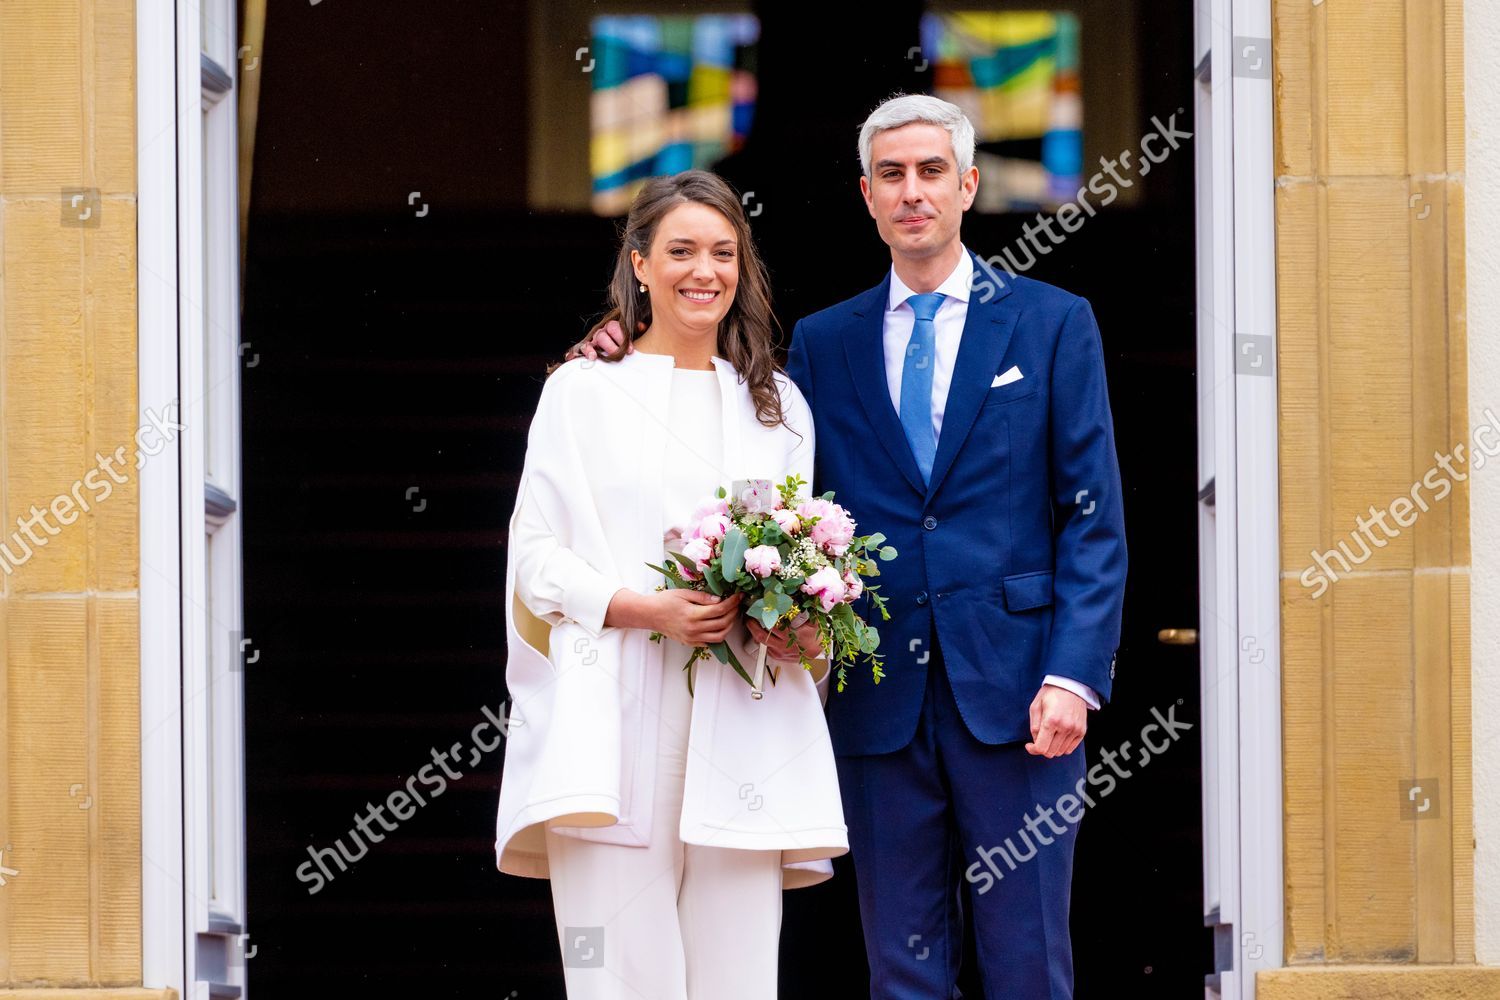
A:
494;350;848;888
785;250;1127;756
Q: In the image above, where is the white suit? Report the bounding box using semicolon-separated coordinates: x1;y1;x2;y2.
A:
493;350;849;890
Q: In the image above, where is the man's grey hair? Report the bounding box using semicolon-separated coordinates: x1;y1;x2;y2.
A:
857;93;977;177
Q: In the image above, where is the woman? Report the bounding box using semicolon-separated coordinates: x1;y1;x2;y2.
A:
494;170;847;1000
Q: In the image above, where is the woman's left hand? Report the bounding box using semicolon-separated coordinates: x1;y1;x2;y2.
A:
745;614;821;665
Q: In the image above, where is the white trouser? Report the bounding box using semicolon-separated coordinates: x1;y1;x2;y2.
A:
544;638;784;1000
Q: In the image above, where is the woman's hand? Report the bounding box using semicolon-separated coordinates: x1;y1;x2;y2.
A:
746;614;822;665
652;590;744;646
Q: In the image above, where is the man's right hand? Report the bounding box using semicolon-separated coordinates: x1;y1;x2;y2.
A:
565;319;636;362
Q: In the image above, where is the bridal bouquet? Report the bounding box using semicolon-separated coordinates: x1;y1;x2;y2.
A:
647;475;897;697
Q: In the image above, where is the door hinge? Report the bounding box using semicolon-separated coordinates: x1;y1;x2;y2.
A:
1204;906;1233;993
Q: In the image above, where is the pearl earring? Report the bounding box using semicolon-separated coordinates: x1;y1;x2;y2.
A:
639;282;647;293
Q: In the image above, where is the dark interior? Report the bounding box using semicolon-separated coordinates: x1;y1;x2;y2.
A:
241;1;1206;995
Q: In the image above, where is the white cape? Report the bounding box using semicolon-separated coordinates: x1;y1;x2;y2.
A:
494;350;848;889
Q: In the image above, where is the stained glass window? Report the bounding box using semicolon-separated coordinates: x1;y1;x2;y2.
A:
589;14;759;216
920;11;1083;211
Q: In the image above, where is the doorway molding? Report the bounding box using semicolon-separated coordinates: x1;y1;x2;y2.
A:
1194;0;1283;997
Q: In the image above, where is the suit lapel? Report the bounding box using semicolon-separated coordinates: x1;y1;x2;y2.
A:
924;253;1018;500
840;276;927;497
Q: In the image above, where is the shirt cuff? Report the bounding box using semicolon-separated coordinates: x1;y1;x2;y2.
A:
561;571;624;637
1043;674;1101;711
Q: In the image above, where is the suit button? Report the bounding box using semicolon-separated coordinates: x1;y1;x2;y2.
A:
922;515;938;530
916;591;929;606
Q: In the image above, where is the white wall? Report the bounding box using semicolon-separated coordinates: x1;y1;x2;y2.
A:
1468;0;1500;966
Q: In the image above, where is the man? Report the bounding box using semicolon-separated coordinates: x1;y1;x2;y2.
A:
571;94;1126;1000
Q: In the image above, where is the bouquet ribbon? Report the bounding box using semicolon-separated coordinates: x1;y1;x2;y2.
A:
751;640;769;700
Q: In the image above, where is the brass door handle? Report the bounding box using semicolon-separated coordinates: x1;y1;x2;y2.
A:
1157;628;1198;645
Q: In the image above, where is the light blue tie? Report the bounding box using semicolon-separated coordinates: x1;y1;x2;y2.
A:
899;292;946;483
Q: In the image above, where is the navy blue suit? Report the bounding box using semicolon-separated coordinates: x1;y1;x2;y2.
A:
785;250;1127;999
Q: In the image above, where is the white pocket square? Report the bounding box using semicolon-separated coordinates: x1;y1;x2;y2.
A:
991;365;1024;387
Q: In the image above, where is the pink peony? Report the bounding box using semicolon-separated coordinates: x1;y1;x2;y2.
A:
797;499;856;556
743;544;783;579
794;498;832;529
770;507;801;536
689;497;731;523
800;566;847;612
692;512;731;543
842;569;864;602
680;537;715;575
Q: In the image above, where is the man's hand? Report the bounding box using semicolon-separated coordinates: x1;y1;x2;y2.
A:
1025;683;1087;757
745;615;821;665
565;319;640;362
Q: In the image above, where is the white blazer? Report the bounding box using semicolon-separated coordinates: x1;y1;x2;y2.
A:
493;349;849;889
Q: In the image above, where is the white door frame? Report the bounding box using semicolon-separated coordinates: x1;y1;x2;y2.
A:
139;0;186;989
139;0;250;994
1195;0;1283;997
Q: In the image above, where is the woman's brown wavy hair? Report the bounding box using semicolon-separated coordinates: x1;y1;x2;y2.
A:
562;169;790;431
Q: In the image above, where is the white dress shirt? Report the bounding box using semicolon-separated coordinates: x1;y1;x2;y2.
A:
881;246;1102;712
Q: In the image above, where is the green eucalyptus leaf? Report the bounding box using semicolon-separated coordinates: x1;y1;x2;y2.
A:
720;527;748;581
645;561;693;590
668;551;700;575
